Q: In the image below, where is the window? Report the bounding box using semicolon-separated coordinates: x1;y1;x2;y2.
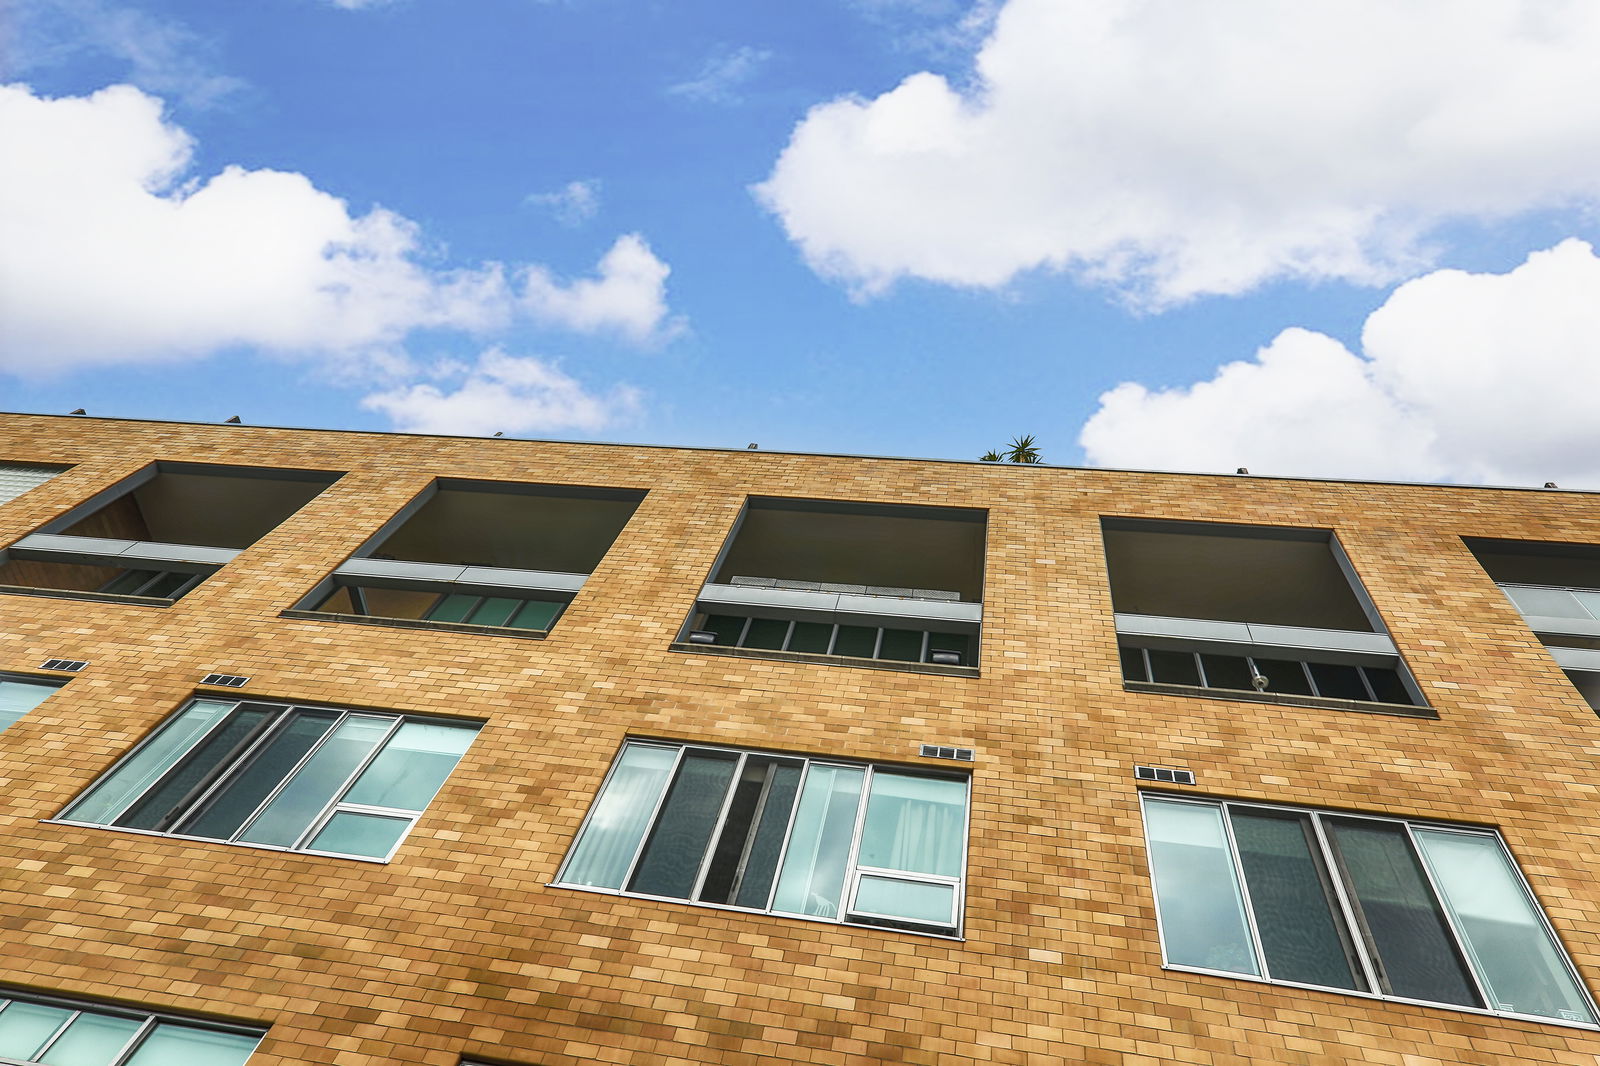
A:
694;613;973;667
59;698;480;861
0;676;65;735
0;990;260;1065
0;463;66;507
557;740;970;935
1141;794;1597;1027
1120;647;1413;705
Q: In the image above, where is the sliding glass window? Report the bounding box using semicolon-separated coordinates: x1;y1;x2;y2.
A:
59;697;479;861
0;989;261;1066
1141;794;1597;1027
557;740;969;935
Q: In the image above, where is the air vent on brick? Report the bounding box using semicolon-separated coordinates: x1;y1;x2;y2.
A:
39;659;87;672
200;673;250;688
1135;764;1195;786
919;744;975;762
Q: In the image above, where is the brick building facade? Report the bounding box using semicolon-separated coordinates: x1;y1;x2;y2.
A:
2;412;1600;1064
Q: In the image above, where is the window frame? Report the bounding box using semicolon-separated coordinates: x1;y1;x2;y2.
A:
554;739;972;939
0;987;262;1066
0;672;68;736
53;697;481;864
1138;792;1600;1029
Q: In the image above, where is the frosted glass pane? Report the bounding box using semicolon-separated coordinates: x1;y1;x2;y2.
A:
771;765;864;920
307;811;411;858
1504;586;1587;618
561;744;677;889
0;1001;71;1060
857;773;966;877
65;700;235;825
121;1024;258;1066
1144;799;1259;976
342;721;477;811
237;717;389;847
1416;829;1594;1023
852;876;954;926
39;1011;143;1065
0;678;58;734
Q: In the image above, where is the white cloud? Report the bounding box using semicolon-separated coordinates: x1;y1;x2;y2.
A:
361;348;641;436
668;45;772;105
522;234;679;343
1079;240;1600;486
525;179;601;226
0;83;678;372
757;0;1600;305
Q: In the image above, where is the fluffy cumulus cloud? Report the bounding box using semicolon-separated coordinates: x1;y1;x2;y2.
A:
1079;240;1600;486
361;349;641;436
522;234;679;344
757;0;1600;305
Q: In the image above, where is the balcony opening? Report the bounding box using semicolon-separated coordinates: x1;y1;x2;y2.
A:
0;462;340;604
1465;537;1600;711
1104;518;1423;710
293;479;644;635
679;497;986;671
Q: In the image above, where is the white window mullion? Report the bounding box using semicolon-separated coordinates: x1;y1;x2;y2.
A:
755;757;814;913
689;752;748;902
226;708;353;844
107;1015;160;1066
1402;821;1497;1012
616;744;689;893
286;714;405;852
1306;811;1384;997
1215;801;1270;981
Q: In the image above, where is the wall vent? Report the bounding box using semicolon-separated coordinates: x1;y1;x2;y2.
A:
39;659;87;672
200;673;250;688
919;744;975;762
1135;764;1195;785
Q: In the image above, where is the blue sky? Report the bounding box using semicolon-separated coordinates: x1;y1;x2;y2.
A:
4;0;1600;483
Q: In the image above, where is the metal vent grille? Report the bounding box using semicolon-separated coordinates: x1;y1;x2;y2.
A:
919;744;975;762
39;659;87;672
200;673;250;688
1135;764;1195;785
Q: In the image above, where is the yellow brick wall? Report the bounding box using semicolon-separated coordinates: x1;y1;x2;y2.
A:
1;413;1599;1063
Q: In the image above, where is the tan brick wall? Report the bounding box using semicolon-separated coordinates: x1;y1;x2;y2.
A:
1;413;1600;1063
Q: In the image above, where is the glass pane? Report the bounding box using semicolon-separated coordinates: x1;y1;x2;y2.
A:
139;571;191;598
237;716;391;848
857;772;966;877
699;757;803;906
1118;646;1148;683
99;569;156;596
1573;590;1600;621
342;720;478;811
699;615;746;646
831;625;877;658
771;764;865;920
66;700;237;825
732;762;804;910
1363;667;1413;706
468;596;521;627
425;594;478;623
0;678;58;734
120;1024;258;1066
1415;829;1594;1023
787;622;833;654
1230;809;1365;991
1143;798;1259;975
307;811;411;858
177;711;340;840
0;1001;73;1060
852;875;954;927
1326;818;1481;1007
561;744;677;889
38;1011;143;1066
1308;662;1370;701
1198;654;1252;692
507;599;562;630
115;707;275;831
1146;650;1201;686
1503;585;1587;619
741;618;789;650
877;629;922;662
1253;658;1313;697
628;751;739;898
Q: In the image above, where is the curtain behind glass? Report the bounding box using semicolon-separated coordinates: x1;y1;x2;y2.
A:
1414;829;1594;1023
342;720;479;811
561;745;677;889
1144;799;1259;976
772;765;865;919
857;773;965;878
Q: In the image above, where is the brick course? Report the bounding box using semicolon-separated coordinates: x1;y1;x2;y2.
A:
1;413;1599;1063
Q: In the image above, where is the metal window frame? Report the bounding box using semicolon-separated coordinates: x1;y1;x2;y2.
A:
0;988;262;1066
1137;792;1600;1030
1123;642;1420;707
50;696;480;864
553;739;971;938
